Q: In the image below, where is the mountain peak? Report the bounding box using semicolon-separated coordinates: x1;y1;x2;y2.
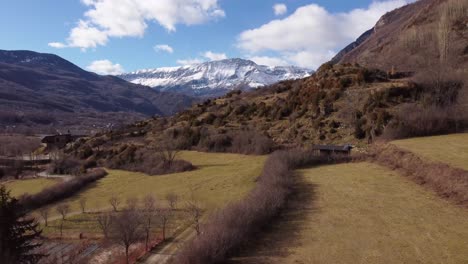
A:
119;58;312;97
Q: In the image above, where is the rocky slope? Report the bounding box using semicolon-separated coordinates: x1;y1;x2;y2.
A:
119;58;312;97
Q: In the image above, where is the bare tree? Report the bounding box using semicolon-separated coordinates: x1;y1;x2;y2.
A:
154;135;180;166
111;210;144;264
56;204;70;220
126;197;139;211
79;198;87;214
97;212;113;239
109;195;120;212
186;200;203;236
39;207;50;227
438;5;450;63
157;208;171;241
143;194;156;212
142;195;156;251
58;220;64;239
165;192;179;210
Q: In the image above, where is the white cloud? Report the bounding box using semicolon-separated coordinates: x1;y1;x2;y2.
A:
58;0;225;49
68;20;109;49
154;44;174;53
273;4;287;16
86;60;124;75
176;58;204;65
203;51;227;61
238;0;413;69
249;56;289;67
48;42;67;49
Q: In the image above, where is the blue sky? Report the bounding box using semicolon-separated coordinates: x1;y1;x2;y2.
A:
0;0;412;73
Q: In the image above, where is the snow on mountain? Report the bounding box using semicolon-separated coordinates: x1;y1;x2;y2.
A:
118;58;313;97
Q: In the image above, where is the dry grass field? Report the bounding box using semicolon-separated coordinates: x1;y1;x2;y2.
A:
3;178;58;197
392;133;468;170
230;162;468;264
3;151;266;220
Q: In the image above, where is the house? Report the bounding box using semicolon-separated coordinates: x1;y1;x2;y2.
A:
41;133;84;150
312;144;353;156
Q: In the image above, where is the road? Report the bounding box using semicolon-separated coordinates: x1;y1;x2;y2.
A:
140;224;197;264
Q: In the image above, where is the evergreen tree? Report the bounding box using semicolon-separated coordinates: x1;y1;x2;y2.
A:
0;185;43;264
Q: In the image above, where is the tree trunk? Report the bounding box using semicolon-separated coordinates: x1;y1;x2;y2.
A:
145;231;149;251
125;246;129;264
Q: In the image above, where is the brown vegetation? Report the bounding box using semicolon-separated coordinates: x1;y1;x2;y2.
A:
92;144;195;176
110;210;144;264
19;168;107;211
381;70;467;140
369;144;468;207
56;204;70;220
175;149;353;264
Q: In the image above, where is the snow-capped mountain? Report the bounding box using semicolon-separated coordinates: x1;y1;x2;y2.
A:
118;58;313;97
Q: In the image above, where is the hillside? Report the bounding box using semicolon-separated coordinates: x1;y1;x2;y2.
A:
0;50;196;132
68;0;467;161
119;58;312;97
334;0;468;72
68;63;426;162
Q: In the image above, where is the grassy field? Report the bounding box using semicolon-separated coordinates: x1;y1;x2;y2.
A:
3;178;58;197
10;151;265;218
230;162;468;264
392;133;468;170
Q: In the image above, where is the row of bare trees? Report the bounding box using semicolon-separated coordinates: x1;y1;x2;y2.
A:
96;193;202;264
36;191;201;264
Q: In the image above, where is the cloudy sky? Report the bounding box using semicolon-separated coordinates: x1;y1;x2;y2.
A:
0;0;413;74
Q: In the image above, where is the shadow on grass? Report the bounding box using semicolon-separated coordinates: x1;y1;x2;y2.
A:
226;173;319;264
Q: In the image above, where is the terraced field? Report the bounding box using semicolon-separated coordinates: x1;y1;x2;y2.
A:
392;133;468;170
230;162;468;264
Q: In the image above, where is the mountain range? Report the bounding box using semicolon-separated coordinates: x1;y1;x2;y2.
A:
74;0;467;152
0;50;195;132
118;59;312;97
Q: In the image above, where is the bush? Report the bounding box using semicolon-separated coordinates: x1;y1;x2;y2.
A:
369;144;468;207
105;147;194;176
48;156;83;175
230;130;275;155
175;149;353;264
19;169;107;211
381;104;467;140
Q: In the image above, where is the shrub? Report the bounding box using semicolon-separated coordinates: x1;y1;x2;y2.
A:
47;156;83;175
105;147;194;176
381;104;467;140
369;144;468;207
19;169;107;211
230;130;275;155
175;149;353;264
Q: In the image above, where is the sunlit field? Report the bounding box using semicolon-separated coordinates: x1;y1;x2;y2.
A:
392;133;468;170
230;162;468;264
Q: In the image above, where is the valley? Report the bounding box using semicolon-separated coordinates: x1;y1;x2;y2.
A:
0;0;467;263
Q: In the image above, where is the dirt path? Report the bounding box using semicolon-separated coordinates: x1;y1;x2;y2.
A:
139;224;197;264
228;162;468;264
